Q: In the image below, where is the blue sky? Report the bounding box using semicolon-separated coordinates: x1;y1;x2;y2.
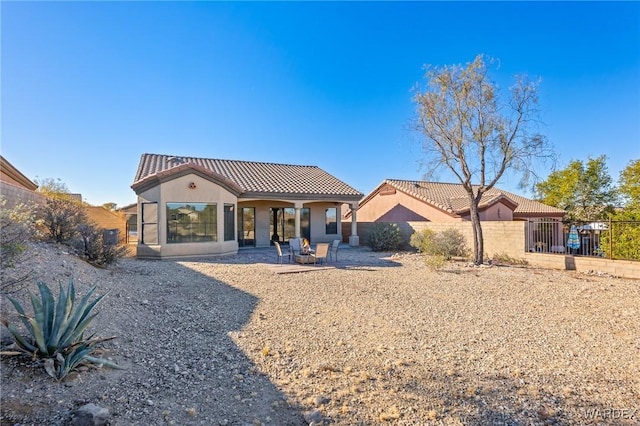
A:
2;1;639;208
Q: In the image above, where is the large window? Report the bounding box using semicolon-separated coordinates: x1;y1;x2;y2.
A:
166;203;216;243
325;208;337;234
224;204;235;241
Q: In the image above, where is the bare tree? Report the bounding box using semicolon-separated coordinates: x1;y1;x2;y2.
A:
413;54;555;264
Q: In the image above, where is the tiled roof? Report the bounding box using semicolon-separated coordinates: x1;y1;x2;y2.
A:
132;153;363;199
375;179;565;216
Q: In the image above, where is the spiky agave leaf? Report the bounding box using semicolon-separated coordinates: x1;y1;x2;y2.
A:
56;286;99;347
6;296;35;337
49;282;72;349
26;316;47;355
36;281;56;348
57;344;94;379
0;318;37;353
84;355;123;370
44;358;56;379
58;289;107;349
76;289;108;326
2;279;120;380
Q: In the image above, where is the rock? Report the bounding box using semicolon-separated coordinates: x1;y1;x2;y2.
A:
71;403;110;426
303;409;323;424
314;395;330;406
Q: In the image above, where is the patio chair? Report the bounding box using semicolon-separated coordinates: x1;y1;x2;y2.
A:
310;243;330;266
274;242;291;264
329;239;340;262
289;238;302;256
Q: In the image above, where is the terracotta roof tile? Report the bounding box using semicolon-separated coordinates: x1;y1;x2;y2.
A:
132;153;362;199
382;179;565;216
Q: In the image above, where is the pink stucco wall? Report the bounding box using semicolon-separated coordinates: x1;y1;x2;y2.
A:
357;189;516;222
356;189;460;222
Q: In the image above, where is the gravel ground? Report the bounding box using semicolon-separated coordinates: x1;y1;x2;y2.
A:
1;242;639;425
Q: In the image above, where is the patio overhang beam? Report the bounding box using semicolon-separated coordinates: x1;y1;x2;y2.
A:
238;192;361;204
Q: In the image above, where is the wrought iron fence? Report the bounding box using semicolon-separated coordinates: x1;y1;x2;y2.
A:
525;218;640;261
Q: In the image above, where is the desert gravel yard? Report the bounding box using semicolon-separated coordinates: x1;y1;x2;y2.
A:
1;243;639;425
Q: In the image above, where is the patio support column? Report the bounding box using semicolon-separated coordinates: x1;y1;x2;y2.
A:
294;201;303;239
349;203;359;246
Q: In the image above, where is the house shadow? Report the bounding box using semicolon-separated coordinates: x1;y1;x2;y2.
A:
93;259;307;425
0;259;307;425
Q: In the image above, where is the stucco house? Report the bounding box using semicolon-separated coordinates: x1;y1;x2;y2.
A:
131;153;363;259
349;179;565;223
346;179;566;252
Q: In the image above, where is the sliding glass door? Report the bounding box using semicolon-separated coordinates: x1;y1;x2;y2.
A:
269;207;310;244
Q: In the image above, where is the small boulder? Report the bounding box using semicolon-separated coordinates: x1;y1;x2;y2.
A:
71;403;110;426
303;409;323;424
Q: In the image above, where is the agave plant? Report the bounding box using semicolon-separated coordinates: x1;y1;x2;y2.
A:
0;279;120;379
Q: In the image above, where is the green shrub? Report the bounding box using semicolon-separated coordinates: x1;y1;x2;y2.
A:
1;279;120;380
599;213;640;260
409;228;469;260
424;254;447;270
367;223;403;252
409;228;436;253
74;223;128;267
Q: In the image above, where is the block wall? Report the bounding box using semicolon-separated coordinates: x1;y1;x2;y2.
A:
523;253;640;280
347;220;526;259
0;181;47;209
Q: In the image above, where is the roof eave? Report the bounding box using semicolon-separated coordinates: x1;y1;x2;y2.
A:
0;156;38;191
514;212;566;218
131;166;244;196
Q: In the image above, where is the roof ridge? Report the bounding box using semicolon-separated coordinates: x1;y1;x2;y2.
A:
141;153;319;169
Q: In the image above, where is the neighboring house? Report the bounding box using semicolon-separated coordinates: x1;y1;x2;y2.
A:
131;153;363;259
349;179;565;223
0;155;46;208
85;206;127;244
118;202;138;243
347;179;566;253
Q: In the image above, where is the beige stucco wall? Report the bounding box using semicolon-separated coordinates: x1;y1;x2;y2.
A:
240;200;290;248
523;253;640;280
238;200;342;247
136;173;238;258
310;202;342;243
408;221;525;258
357;190;461;222
349;220;526;259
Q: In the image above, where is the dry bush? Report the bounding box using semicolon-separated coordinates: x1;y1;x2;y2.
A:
0;201;38;293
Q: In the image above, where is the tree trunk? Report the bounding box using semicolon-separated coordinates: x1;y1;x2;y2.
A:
469;203;484;265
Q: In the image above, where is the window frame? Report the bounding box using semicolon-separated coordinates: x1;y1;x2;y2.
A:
224;204;235;241
325;207;338;235
166;202;217;244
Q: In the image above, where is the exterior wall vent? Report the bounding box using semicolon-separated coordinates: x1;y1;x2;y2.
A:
168;156;184;164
